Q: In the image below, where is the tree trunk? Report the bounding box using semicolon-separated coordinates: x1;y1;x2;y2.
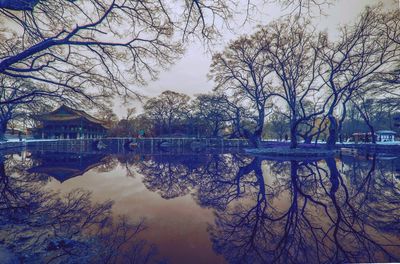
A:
0;120;7;141
326;114;337;149
243;128;261;148
366;122;376;144
246;107;265;148
304;135;312;144
212;122;220;137
337;102;347;143
289;123;298;149
254;129;262;147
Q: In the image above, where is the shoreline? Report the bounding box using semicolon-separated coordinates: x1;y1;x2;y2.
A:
245;147;336;158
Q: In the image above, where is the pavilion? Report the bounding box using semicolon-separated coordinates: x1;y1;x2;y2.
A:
376;130;396;142
35;105;108;139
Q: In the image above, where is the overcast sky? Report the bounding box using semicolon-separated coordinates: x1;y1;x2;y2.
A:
113;0;398;118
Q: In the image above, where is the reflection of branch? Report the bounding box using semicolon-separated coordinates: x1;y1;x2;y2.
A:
210;156;400;263
139;154;202;199
0;155;161;263
323;157;398;262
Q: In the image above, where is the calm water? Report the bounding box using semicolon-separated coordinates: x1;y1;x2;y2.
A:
1;150;400;263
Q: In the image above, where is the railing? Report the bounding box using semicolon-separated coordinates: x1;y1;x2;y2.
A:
0;137;250;154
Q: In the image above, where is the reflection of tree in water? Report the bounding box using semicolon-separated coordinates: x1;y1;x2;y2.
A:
69;151;399;263
207;156;400;263
341;156;400;235
115;153;151;178
95;155;120;173
138;154;210;199
0;154;164;264
138;153;257;206
194;154;265;211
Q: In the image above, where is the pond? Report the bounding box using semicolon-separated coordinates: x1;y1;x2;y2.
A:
1;150;400;263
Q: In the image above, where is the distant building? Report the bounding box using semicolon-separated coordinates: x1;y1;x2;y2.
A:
352;130;397;143
352;132;374;143
35;105;108;139
376;130;396;142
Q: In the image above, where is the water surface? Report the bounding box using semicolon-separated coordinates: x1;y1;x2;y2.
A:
1;150;399;263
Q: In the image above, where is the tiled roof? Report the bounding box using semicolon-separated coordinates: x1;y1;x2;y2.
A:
37;105;108;129
376;130;397;134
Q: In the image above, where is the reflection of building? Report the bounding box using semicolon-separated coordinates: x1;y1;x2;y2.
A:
28;152;106;182
376;130;396;142
35;105;108;139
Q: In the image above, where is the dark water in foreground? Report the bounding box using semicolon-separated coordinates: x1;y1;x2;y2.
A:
1;150;400;263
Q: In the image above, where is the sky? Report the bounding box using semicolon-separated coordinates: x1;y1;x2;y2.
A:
113;0;398;118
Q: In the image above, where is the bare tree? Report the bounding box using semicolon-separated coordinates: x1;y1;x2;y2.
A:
207;94;250;139
0;0;186;102
210;33;275;147
96;106;118;129
296;100;328;143
0;77;70;140
143;90;190;136
319;6;400;148
278;0;333;15
0;0;333;105
192;93;232;137
256;18;326;148
264;110;289;141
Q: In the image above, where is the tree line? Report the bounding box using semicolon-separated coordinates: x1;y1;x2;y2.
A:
112;4;400;149
0;1;399;149
208;5;400;148
0;0;334;141
107;90;244;138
